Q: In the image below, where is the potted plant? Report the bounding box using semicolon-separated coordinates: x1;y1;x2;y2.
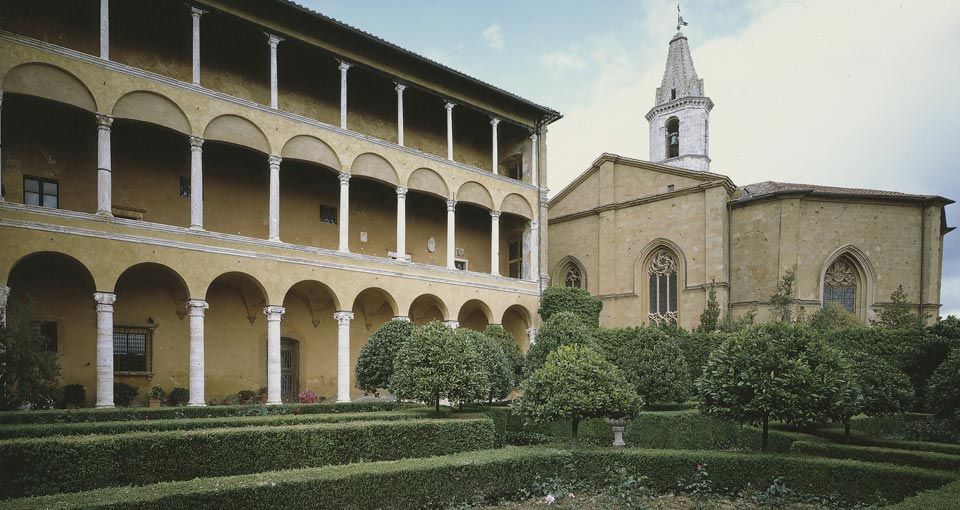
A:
168;387;190;407
63;383;86;409
259;386;268;404
222;393;239;406
113;382;140;407
238;389;257;405
147;386;165;408
297;390;317;404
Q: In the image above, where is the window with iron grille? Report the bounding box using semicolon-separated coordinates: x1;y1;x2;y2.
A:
24;176;59;208
33;321;58;353
823;258;857;314
114;326;152;373
648;249;679;325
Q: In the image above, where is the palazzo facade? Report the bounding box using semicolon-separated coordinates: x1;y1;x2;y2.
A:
0;0;559;406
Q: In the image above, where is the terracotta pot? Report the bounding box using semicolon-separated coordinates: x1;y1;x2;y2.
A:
148;399;162;408
260;394;268;404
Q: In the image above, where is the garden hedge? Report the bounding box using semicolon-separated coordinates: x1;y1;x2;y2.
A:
3;447;955;510
882;479;960;510
796;425;960;456
791;441;960;470
0;410;426;439
0;401;408;425
0;417;494;499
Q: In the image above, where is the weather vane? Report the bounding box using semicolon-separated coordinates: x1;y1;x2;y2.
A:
677;3;689;31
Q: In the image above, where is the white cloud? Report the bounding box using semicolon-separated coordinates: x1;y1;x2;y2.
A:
541;51;587;72
482;24;505;50
941;276;960;319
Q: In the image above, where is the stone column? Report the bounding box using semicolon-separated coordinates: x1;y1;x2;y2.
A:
268;155;281;241
444;320;459;329
96;114;113;216
395;187;407;260
445;102;455;160
266;34;283;109
0;90;4;202
0;286;10;328
446;199;456;268
490;211;501;276
190;7;206;85
93;292;117;408
395;83;406;146
527;327;538;346
334;311;354;402
529;220;540;282
338;173;350;252
263;305;285;404
490;117;500;173
189;136;204;229
339;61;351;129
186;299;208;406
100;0;109;60
530;133;539;187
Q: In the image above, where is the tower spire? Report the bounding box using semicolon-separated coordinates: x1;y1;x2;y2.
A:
677;3;689;32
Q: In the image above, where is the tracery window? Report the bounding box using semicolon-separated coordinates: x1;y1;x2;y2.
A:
648;249;678;325
823;258;857;314
564;265;583;289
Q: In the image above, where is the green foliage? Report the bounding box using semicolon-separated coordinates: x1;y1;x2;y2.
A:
769;266;798;322
483;325;525;386
391;321;487;410
355;319;416;396
874;284;924;329
525;311;593;374
697;281;721;333
62;384;86;407
848;353;914;419
147;386;166;401
795;423;960;456
719;306;757;332
591;326;692;404
538;286;603;329
697;322;858;450
458;329;513;402
809;304;862;331
926;349;960;419
168;387;190;406
0;301;61;411
929;315;960;341
790;441;960;471
882;479;960;510
112;383;139;407
676;331;728;381
514;344;640;447
0;417;496;499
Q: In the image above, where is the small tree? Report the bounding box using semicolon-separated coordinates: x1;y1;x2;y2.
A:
355;319;416;396
483;325;525;387
697;280;721;333
0;301;61;410
769;266;798;322
538;286;603;329
841;353;913;439
593;327;692;404
391;321;487;412
459;329;514;402
873;284;923;329
926;349;960;419
525;311;593;374
808;304;861;332
514;344;640;448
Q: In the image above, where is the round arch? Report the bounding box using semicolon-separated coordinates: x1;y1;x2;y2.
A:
501;304;532;350
283;280;342;323
203;114;271;154
351;287;398;317
406;167;449;199
819;245;876;322
408;294;449;325
456;181;494;210
204;272;270;323
552;255;588;290
500;193;534;220
113;262;191;318
281;135;342;172
112;91;191;135
7;251;97;294
457;299;493;331
350;153;399;187
3;63;97;112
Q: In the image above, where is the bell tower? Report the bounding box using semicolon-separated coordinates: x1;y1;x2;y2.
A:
645;28;714;172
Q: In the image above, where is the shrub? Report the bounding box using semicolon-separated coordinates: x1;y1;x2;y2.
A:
883;479;960;510
592;327;692;404
790;441;960;471
355;319;416;396
0;417;496;499
112;383;139;407
697;282;721;332
460;329;513;402
167;387;189;406
515;344;640;447
483;325;525;385
848;353;914;430
391;321;487;411
676;330;726;381
538;286;603;328
526;311;593;374
62;384;86;408
0;301;61;410
926;349;960;419
809;304;861;331
873;284;924;329
237;389;257;404
147;386;166;401
769;265;798;322
297;390;318;404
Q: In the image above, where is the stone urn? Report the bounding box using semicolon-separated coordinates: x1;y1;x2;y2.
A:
603;417;630;448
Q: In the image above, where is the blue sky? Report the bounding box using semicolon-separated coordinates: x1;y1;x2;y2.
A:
298;0;960;318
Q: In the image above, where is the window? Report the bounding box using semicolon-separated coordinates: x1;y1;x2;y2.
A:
319;204;337;225
648;249;678;325
508;240;523;279
179;176;191;198
454;259;468;271
670;88;677;100
667;184;675;192
23;176;58;208
114;326;152;373
666;118;680;158
564;265;583;289
33;321;58;353
823;259;857;314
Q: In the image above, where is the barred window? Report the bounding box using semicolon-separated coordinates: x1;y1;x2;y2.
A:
823;259;857;314
114;326;152;373
648;249;678;325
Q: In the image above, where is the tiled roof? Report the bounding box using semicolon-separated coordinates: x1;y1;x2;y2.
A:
741;181;932;200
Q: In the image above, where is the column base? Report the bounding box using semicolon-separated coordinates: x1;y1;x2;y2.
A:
266;400;282;405
94;403;115;408
388;251;411;261
336;397;351;403
187;402;207;407
268;236;281;242
95;210;113;218
189;225;205;231
338;248;350;254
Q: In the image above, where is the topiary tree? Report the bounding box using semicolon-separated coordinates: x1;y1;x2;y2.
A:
697;281;721;333
525;311;593;375
391;321;488;411
458;329;513;402
840;352;913;440
926;349;960;419
514;343;640;448
483;325;524;388
676;330;727;382
538;286;603;329
355;319;416;396
0;301;61;410
769;266;798;322
591;326;692;404
698;322;858;450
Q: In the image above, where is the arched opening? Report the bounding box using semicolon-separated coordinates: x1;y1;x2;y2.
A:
349;177;399;258
498;211;528;278
113;263;191;394
822;255;864;319
7;252;97;405
201;140;272;240
409;294;448;325
282;280;340;400
278;157;341;250
555;257;587;290
350;288;398;398
204;272;269;400
458;299;492;332
666;117;680;159
646;248;680;325
501;305;532;351
406;168;450;267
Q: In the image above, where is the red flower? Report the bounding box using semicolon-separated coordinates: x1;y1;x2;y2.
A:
295;407;302;414
696;464;702;471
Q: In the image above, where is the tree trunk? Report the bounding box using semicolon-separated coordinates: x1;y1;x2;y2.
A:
844;420;851;443
761;415;769;452
435;392;440;414
571;416;580;449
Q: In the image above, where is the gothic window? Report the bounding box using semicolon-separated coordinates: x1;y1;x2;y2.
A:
823;258;857;314
564;265;583;289
648;249;678;325
666;118;680;158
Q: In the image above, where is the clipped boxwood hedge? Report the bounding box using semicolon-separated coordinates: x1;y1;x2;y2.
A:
0;401;408;425
798;426;960;456
882;479;960;510
791;441;960;471
0;417;494;499
3;447;956;510
0;410;425;439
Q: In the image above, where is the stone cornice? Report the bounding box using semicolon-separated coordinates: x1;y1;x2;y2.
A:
645;96;714;121
728;190;953;210
549;180;731;225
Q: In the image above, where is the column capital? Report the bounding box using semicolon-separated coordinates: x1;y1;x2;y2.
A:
265;33;284;47
0;89;4;104
443;320;459;329
95;114;113;129
263;305;285;319
93;292;117;310
446;199;456;211
530;220;539;230
444;101;456;112
392;315;411;322
338;172;351;185
186;299;209;313
189;5;207;17
490;210;501;219
334;311;355;325
396;186;408;198
539;188;550;200
189;136;204;150
394;83;407;94
530;132;538;142
268;154;282;167
490;117;500;126
0;286;9;303
338;61;352;73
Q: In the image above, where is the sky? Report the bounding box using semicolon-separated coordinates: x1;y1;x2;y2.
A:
297;0;960;318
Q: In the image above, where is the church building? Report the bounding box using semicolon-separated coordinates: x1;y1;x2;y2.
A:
547;29;953;330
